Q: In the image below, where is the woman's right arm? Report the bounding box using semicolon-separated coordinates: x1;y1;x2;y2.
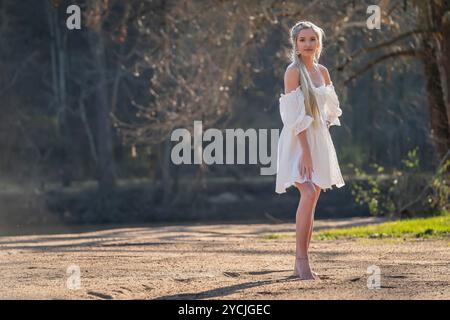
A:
297;129;313;180
284;66;313;180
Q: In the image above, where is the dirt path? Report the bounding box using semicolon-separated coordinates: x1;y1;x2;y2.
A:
0;217;449;299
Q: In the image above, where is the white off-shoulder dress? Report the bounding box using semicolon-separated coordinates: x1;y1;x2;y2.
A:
275;82;345;194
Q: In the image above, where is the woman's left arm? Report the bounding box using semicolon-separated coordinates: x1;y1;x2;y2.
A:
319;64;342;128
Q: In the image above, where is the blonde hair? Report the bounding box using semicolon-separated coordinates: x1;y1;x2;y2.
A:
289;21;325;126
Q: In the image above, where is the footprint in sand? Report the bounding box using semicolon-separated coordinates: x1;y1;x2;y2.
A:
223;272;240;278
247;270;284;275
349;277;361;282
87;291;114;300
385;275;407;279
142;284;153;291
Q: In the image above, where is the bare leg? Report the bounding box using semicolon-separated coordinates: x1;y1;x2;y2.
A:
307;185;321;276
292;181;317;280
293;184;321;278
307;186;320;248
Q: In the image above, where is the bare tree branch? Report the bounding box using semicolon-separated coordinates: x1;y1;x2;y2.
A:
336;29;434;72
344;49;420;84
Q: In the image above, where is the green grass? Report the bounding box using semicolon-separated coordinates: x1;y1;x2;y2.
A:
314;215;450;240
263;233;293;240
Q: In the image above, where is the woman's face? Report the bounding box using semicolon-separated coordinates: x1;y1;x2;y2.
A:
296;28;319;58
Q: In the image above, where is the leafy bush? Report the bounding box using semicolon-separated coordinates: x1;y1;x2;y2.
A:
350;148;449;217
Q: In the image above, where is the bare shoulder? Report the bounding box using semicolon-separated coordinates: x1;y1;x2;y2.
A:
285;63;299;78
284;63;300;93
317;64;332;85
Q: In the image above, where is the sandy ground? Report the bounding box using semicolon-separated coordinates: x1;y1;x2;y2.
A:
0;217;449;300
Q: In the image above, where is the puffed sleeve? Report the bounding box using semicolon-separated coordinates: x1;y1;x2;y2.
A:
324;84;343;127
279;87;314;135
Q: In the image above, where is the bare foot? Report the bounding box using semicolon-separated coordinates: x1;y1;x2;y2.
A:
293;258;321;278
293;266;319;278
293;257;317;280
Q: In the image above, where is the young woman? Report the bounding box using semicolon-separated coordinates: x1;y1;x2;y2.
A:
275;21;345;280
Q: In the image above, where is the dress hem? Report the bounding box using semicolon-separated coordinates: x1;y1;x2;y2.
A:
275;176;345;194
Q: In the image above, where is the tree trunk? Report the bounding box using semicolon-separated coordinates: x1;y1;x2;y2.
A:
419;1;450;160
433;2;450;145
88;31;117;195
47;2;72;187
421;37;449;159
161;139;173;205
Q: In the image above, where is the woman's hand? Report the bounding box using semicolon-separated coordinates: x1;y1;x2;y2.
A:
299;151;314;180
326;120;331;129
